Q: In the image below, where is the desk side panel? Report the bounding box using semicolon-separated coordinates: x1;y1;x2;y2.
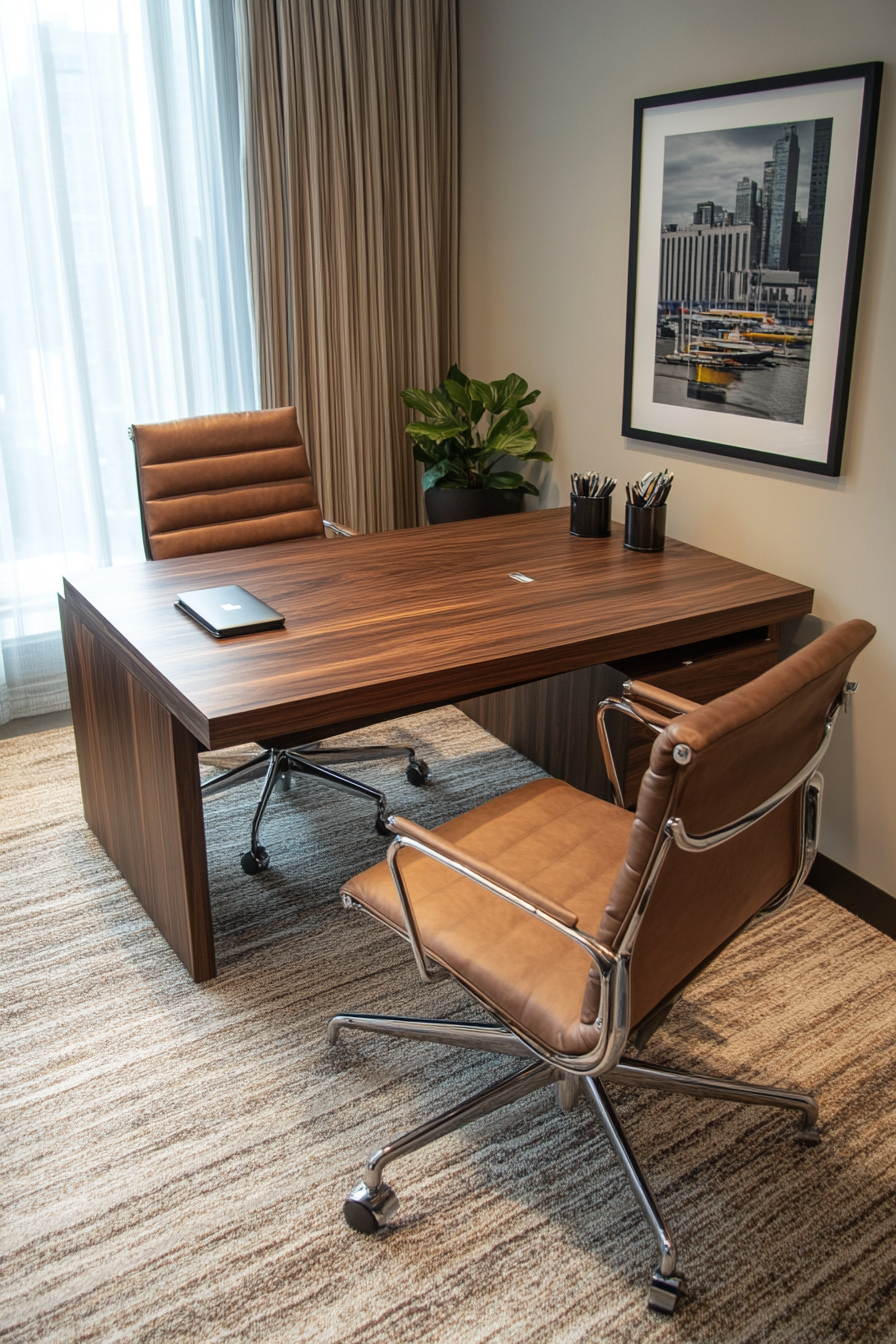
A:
60;596;215;980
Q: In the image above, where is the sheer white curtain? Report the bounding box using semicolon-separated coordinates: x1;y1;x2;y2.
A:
0;0;256;723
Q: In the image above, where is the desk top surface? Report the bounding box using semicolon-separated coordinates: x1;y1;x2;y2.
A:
63;508;813;749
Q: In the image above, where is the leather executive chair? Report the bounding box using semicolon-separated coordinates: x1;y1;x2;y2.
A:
328;619;875;1314
130;407;429;875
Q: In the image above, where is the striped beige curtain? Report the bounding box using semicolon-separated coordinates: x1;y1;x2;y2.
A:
233;0;458;532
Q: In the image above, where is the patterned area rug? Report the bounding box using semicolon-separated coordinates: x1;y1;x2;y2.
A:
2;709;896;1342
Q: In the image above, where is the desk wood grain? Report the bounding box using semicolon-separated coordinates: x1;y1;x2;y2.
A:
64;510;813;751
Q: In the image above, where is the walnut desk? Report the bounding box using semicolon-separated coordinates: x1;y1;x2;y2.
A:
59;508;813;981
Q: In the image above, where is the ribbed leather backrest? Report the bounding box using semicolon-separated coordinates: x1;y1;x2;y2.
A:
130;408;325;560
585;619;875;1030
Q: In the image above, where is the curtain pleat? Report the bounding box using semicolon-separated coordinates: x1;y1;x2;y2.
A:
233;0;458;532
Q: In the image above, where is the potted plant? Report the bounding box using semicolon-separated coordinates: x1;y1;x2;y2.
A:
401;365;551;524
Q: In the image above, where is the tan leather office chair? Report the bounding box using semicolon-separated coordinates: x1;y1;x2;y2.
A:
328;619;875;1313
130;407;429;874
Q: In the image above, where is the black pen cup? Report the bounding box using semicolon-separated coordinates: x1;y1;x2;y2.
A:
624;502;666;552
569;493;611;538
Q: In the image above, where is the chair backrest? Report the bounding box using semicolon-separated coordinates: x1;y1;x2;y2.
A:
130;407;325;560
587;619;875;1031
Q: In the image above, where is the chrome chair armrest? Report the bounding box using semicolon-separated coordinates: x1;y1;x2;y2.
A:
624;680;700;718
596;698;668;808
322;518;359;537
382;816;629;1075
597;684;699;809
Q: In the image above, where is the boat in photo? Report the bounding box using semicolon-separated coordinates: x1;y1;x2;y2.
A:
687;363;738;403
681;334;775;365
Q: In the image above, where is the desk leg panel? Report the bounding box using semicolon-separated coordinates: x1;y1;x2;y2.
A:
60;597;215;981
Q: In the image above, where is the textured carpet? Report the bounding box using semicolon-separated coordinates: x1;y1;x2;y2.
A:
2;709;896;1343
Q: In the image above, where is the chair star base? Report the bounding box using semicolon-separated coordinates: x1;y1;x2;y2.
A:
202;743;429;873
332;1011;822;1315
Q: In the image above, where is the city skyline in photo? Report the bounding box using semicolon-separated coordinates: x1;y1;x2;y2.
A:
661;121;818;230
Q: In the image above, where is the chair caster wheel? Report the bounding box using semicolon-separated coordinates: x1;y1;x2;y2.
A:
647;1270;684;1314
406;759;430;786
240;848;269;875
375;816;392;837
343;1181;399;1234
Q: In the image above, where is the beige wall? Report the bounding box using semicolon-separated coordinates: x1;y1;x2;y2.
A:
458;0;896;895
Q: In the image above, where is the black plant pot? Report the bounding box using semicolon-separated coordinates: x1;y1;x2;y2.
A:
424;486;524;526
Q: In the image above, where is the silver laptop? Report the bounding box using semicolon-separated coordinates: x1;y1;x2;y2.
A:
175;585;285;638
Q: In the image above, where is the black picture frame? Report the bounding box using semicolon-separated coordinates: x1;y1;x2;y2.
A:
622;63;881;476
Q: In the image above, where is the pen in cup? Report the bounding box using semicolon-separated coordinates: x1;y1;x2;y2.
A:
571;472;616;500
625;468;673;508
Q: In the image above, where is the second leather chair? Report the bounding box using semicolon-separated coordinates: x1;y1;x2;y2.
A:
328;619;875;1313
130;406;429;874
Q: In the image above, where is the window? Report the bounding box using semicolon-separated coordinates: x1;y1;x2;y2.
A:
0;0;256;720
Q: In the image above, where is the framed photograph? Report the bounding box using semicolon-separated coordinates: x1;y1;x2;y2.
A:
622;64;881;476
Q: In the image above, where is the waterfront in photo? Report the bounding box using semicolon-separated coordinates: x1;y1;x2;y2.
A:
653;338;810;422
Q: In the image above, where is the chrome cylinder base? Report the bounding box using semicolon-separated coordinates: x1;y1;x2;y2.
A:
648;1270;685;1314
344;1181;400;1234
555;1073;581;1112
343;1182;400;1231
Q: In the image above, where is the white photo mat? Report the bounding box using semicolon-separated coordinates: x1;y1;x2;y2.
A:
623;66;881;475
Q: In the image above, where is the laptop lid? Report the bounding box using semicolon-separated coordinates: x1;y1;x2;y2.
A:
175;585;285;638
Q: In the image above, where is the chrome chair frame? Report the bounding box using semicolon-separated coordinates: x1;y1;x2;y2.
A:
329;680;855;1313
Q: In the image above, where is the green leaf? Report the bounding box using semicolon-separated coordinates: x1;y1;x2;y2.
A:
401;387;453;419
466;439;493;460
421;460;454;490
445;364;468;388
444;378;472;415
483;407;538;457
492;373;528;409
483;471;525;489
517;389;541;407
405;422;447;442
517;449;553;462
468;378;496;413
412;443;437;464
405;420;467;444
482;470;539;497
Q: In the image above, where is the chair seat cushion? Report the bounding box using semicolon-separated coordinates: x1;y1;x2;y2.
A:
341;778;635;1057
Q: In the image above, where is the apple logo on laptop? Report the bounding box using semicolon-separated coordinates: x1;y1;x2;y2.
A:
221;603;242;611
